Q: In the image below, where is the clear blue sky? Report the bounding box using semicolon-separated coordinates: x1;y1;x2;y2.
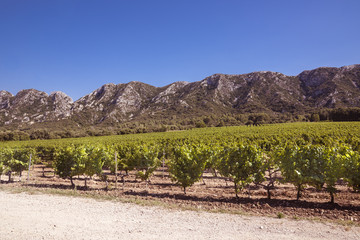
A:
1;0;359;101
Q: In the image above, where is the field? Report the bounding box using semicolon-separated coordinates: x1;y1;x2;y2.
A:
1;122;360;224
1;122;359;148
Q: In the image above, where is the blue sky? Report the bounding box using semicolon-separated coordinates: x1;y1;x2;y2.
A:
1;0;359;101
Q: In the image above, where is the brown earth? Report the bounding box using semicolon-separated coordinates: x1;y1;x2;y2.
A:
1;164;360;225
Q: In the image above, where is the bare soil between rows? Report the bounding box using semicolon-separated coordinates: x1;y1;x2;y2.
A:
2;164;360;225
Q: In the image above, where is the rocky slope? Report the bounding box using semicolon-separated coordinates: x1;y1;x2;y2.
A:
0;64;359;127
0;89;73;126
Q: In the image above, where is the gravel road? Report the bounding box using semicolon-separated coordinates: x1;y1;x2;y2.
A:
0;191;359;240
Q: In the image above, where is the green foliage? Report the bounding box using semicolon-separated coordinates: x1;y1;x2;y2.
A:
276;145;308;200
1;122;360;203
324;107;360;121
115;144;138;174
134;144;160;182
310;113;320;122
54;146;73;180
85;146;108;178
54;144;114;187
277;144;345;202
261;150;281;199
168;144;207;194
317;146;344;203
217;144;264;198
343;148;360;191
11;149;35;178
0;148;35;181
277;212;285;219
300;145;344;203
2;122;360;151
0;161;4;178
54;145;87;187
0;149;11;180
204;144;221;176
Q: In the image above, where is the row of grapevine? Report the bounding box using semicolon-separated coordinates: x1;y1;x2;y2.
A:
2;122;360;150
0;148;36;182
275;144;359;203
1;128;360;203
166;143;360;202
53;144;162;188
31;140;360;204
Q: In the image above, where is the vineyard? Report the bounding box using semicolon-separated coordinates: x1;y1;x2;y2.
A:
1;122;360;222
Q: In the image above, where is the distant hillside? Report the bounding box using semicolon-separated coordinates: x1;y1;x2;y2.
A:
1;64;360;140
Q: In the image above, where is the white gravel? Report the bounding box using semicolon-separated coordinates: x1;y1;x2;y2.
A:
0;191;359;240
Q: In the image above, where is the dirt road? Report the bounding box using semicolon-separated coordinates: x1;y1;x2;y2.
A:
0;191;359;240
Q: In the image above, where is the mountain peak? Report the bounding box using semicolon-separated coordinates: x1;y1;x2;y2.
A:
341;64;360;71
16;88;48;96
127;81;141;85
298;67;339;88
0;90;13;109
0;90;13;98
13;89;49;106
50;91;73;103
205;74;226;88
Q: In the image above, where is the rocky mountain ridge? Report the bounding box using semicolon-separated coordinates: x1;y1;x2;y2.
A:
1;64;360;127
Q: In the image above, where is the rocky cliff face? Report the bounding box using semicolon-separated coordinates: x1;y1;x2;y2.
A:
299;65;360;108
1;64;359;127
0;90;13;109
0;89;73;126
199;71;305;113
72;81;158;124
49;91;73;119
